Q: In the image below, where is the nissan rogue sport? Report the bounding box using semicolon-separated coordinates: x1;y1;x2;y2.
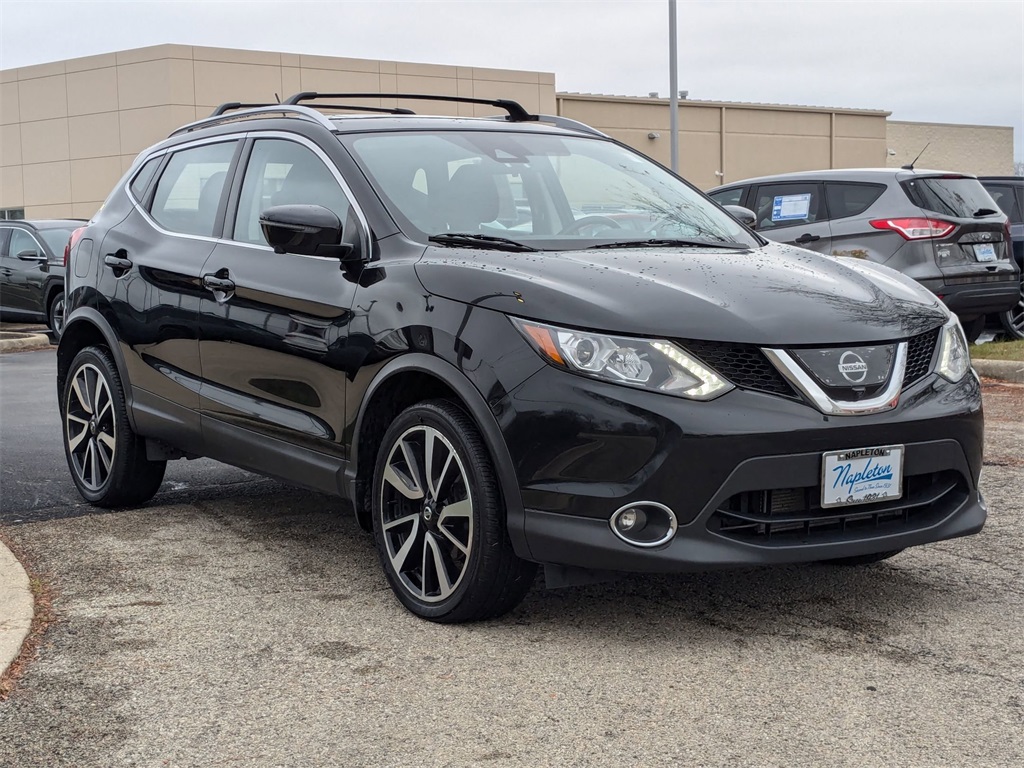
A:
59;94;986;622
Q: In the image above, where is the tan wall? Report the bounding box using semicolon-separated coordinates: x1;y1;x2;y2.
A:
886;120;1014;175
0;45;557;218
558;94;890;189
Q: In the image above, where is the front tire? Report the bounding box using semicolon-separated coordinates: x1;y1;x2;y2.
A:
371;400;536;623
62;346;166;507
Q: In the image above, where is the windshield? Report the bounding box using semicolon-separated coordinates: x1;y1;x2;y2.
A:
343;130;759;250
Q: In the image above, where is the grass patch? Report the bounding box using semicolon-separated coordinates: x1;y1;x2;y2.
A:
971;338;1024;361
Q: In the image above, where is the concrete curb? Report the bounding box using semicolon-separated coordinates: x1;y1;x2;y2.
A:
0;540;33;677
974;359;1024;385
0;331;52;353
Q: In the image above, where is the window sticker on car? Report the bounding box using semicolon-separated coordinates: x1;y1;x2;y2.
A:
772;194;812;221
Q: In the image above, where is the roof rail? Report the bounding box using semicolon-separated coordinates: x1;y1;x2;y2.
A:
168;104;338;137
532;114;608;138
284;92;534;122
210;102;278;116
301;103;417;115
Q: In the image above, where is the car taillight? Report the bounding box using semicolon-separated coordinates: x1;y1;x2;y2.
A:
869;218;956;240
65;226;85;267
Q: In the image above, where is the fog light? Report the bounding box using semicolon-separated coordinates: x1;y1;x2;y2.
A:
609;502;677;548
617;508;639;531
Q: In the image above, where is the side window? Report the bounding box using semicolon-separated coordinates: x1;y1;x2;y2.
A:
824;183;885;220
751;183;822;230
9;229;41;259
129;156;163;202
982;184;1022;223
150;141;237;237
233;139;351;245
709;187;744;207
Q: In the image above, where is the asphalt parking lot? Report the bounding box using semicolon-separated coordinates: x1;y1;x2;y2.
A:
0;348;1022;767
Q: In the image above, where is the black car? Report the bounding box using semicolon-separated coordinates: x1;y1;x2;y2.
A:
0;219;83;338
978;176;1024;339
58;94;986;623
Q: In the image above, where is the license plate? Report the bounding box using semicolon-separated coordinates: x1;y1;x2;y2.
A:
974;243;997;262
821;445;903;508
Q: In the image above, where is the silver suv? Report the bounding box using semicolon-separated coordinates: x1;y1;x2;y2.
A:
709;169;1018;341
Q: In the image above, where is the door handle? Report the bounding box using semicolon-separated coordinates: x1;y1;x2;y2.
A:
202;274;236;292
103;252;133;271
794;233;821;244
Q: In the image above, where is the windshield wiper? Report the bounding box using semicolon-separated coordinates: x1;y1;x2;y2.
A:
972;208;999;217
587;238;747;250
428;233;538;252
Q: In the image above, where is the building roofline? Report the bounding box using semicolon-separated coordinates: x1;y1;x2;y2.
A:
556;91;891;117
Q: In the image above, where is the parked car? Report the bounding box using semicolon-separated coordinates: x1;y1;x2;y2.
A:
978;176;1024;339
0;218;85;338
708;169;1019;342
59;95;986;623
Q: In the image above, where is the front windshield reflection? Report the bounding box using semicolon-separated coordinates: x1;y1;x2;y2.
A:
344;130;758;251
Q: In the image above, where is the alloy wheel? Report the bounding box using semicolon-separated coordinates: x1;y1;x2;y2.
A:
65;362;116;491
1001;284;1024;339
379;425;474;603
51;295;66;337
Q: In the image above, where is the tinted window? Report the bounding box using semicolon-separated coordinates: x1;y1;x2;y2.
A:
751;183;822;230
902;177;1001;219
981;184;1022;223
709;187;744;207
150;142;236;237
130;156;163;202
37;227;76;257
824;183;885;219
233;139;351;245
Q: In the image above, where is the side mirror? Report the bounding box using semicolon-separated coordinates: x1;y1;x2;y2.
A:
723;205;756;228
17;249;46;262
258;204;351;258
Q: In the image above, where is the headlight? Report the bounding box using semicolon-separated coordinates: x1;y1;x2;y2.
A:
511;318;734;400
936;316;970;382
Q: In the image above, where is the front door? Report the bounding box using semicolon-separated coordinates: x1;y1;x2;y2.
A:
197;136;367;486
750;181;833;255
1;227;47;315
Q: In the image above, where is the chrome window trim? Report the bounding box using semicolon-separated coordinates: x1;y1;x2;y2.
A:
762;342;908;415
124;130;371;259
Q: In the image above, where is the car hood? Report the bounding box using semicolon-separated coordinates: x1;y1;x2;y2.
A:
414;241;947;344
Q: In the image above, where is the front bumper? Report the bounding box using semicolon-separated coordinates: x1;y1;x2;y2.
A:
501;366;985;572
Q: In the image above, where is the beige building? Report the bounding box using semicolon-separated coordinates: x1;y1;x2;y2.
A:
886;120;1014;176
0;44;1015;219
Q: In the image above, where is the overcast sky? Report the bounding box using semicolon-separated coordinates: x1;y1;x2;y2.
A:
2;0;1022;160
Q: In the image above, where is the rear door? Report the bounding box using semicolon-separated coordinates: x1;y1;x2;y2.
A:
98;138;241;422
197;133;368;486
749;181;832;254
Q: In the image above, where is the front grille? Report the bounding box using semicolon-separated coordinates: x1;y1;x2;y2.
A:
680;340;796;397
904;328;940;388
708;470;966;545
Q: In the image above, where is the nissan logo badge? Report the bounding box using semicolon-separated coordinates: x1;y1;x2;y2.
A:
838;351;869;384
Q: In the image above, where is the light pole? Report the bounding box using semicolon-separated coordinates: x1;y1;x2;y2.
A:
668;0;678;173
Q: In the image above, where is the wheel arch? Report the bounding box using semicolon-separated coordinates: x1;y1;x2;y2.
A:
57;308;139;432
347;353;529;558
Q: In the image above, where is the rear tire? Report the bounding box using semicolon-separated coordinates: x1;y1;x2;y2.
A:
61;346;166;507
371;399;536;623
821;549;903;566
47;290;65;341
999;281;1024;340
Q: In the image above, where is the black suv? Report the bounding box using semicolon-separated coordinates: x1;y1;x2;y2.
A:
1;219;84;338
59;94;986;622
